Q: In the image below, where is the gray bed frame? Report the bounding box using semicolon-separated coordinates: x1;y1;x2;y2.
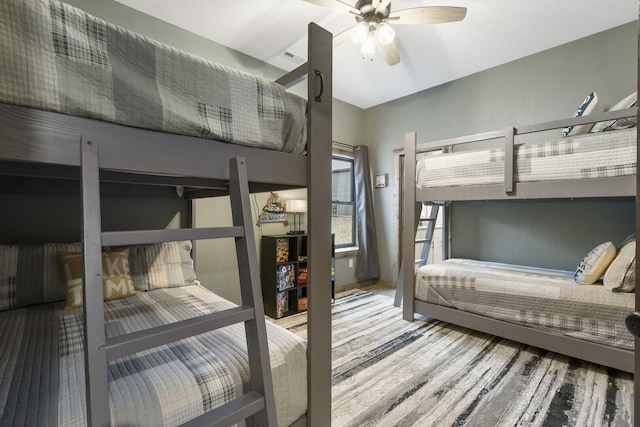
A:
400;108;637;374
0;22;333;427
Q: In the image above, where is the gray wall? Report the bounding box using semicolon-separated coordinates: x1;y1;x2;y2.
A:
364;21;637;277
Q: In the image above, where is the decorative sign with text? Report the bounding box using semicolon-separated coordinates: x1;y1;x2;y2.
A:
257;192;288;225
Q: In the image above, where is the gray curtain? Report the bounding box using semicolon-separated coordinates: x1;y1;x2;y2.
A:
354;145;380;283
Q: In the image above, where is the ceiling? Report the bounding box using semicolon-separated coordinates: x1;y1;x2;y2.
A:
115;0;638;109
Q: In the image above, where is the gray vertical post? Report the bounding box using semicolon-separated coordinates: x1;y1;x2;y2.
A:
229;157;277;426
442;203;451;261
306;22;333;427
504;127;515;193
80;137;110;426
402;132;417;321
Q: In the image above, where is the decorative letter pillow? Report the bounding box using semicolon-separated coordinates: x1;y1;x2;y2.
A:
573;241;617;285
590;92;637;133
603;240;636;292
128;241;199;291
58;249;139;309
562;92;603;137
0;242;80;312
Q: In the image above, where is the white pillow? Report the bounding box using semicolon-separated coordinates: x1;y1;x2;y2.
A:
563;92;604;137
603;240;636;292
591;92;637;133
573;241;617;285
128;241;199;291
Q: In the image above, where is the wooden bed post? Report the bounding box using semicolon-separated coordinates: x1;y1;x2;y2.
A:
305;22;333;427
402;132;417;321
80;137;110;426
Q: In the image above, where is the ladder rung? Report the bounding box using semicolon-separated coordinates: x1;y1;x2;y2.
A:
181;391;265;427
106;306;254;361
415;239;432;244
415;258;426;264
101;226;244;246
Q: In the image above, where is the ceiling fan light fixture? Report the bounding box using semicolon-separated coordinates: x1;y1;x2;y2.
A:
351;21;369;44
376;22;395;45
361;30;376;60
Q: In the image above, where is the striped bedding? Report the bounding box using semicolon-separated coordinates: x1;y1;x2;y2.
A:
416;128;636;188
415;259;634;350
0;0;307;154
0;285;307;426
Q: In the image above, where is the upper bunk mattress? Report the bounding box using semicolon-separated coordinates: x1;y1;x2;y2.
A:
0;0;307;154
0;284;307;427
415;259;634;351
416;128;636;188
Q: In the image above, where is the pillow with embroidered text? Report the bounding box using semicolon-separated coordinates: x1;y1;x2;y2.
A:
58;249;139;309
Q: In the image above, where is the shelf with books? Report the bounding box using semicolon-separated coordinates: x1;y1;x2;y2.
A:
260;234;309;319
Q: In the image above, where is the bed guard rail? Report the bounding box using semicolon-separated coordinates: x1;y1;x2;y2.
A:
413;106;637;198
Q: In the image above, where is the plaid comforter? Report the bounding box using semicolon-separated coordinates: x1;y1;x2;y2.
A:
417;127;636;188
0;0;307;154
415;259;634;350
0;285;307;426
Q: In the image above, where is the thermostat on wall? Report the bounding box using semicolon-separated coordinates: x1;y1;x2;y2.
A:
375;173;388;188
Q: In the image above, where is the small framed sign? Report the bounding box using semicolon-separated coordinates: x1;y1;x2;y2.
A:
375;173;388;188
256;192;288;226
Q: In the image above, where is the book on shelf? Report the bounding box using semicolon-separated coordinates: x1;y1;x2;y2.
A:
276;291;289;318
276;263;295;291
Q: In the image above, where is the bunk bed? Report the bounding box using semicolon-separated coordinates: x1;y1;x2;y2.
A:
0;0;333;426
400;104;637;374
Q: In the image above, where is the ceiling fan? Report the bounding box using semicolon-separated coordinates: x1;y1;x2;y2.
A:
304;0;467;66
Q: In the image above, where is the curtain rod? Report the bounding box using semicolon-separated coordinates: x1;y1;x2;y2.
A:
332;140;355;150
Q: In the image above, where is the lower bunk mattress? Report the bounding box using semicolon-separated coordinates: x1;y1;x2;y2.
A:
0;284;307;426
416;127;636;188
415;259;634;351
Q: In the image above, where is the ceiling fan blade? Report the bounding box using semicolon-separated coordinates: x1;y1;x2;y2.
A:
389;6;467;25
333;26;354;47
303;0;361;15
377;39;400;66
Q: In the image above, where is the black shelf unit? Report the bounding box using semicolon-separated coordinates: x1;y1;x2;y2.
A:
260;234;309;319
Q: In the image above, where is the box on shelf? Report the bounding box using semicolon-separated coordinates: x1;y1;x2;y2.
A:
276;291;289;318
297;297;307;311
276;264;295;291
298;265;308;285
276;238;289;263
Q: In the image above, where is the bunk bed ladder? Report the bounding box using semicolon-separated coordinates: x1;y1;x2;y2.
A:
80;139;277;426
415;204;439;267
393;202;442;307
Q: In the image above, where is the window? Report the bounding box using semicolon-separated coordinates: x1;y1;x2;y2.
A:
332;155;356;248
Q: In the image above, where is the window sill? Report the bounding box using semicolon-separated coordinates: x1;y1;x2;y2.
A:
335;247;359;258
